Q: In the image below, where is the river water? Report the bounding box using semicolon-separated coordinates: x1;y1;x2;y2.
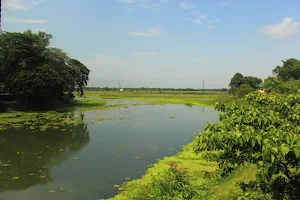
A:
0;102;219;200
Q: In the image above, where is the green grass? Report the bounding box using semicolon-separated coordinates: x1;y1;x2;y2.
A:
110;138;257;200
83;91;246;107
96;117;113;121
0;90;251;198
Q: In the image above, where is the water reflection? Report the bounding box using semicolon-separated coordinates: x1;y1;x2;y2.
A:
0;104;219;200
0;120;89;192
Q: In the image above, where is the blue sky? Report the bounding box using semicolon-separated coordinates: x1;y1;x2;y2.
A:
2;0;300;88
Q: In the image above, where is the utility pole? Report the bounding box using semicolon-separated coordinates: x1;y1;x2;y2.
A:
202;78;205;93
118;77;121;92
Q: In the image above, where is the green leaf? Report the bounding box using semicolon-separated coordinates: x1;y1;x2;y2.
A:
271;154;275;164
285;134;290;144
296;168;300;176
280;145;290;156
251;139;255;147
258;161;264;166
262;149;271;161
294;149;300;158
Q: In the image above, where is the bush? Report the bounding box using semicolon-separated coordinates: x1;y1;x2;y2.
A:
145;162;196;200
229;84;255;98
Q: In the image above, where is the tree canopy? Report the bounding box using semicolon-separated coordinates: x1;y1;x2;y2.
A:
272;58;300;81
229;73;262;89
0;30;90;104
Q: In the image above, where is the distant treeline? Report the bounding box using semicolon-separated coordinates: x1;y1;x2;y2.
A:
86;87;228;92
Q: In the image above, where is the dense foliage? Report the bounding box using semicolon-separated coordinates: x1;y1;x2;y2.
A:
143;162;196;200
272;59;300;81
264;77;300;94
196;91;300;199
228;73;262;97
229;73;262;89
0;30;90;108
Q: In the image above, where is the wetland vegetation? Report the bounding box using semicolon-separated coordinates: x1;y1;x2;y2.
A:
1;28;300;200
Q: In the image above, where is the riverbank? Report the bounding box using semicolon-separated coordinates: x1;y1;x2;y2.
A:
110;138;257;200
94;91;255;199
0;91;255;199
83;91;246;107
0;92;244;131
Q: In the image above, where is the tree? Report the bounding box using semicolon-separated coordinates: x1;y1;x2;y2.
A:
264;76;300;94
0;30;90;108
229;83;255;98
244;76;262;88
272;58;300;81
0;31;49;94
229;73;244;88
68;59;90;96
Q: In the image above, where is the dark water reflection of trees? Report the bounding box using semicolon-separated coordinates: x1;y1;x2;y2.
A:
0;114;89;192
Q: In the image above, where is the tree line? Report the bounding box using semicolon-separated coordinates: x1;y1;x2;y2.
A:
229;58;300;97
0;30;90;110
86;87;228;92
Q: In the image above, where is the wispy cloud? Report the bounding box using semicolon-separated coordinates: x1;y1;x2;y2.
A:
3;0;44;10
132;52;157;56
179;1;194;9
190;12;219;28
4;18;49;24
129;28;161;37
139;4;160;12
220;1;229;6
259;17;300;40
3;0;25;10
116;0;173;12
117;0;137;3
192;12;206;24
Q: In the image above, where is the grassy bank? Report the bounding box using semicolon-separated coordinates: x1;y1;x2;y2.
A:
83;91;246;107
110;139;257;200
0;91;254;199
1;91;244;131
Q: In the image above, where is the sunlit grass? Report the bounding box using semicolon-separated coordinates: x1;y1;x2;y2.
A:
83;91;246;107
111;138;257;200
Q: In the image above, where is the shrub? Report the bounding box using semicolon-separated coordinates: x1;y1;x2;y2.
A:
145;162;196;200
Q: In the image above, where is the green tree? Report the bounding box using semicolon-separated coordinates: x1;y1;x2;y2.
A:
0;31;49;94
244;76;262;88
0;30;90;108
264;76;300;94
229;73;244;88
68;59;90;96
272;58;300;81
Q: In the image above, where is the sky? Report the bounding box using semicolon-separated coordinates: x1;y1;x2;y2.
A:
1;0;300;88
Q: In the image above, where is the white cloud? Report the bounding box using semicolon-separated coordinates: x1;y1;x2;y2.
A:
139;4;160;12
132;52;157;56
260;17;300;40
117;0;137;3
129;28;161;37
4;18;49;24
3;0;25;10
220;1;229;6
192;12;206;25
190;13;219;28
179;1;194;9
116;0;173;12
3;0;45;10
